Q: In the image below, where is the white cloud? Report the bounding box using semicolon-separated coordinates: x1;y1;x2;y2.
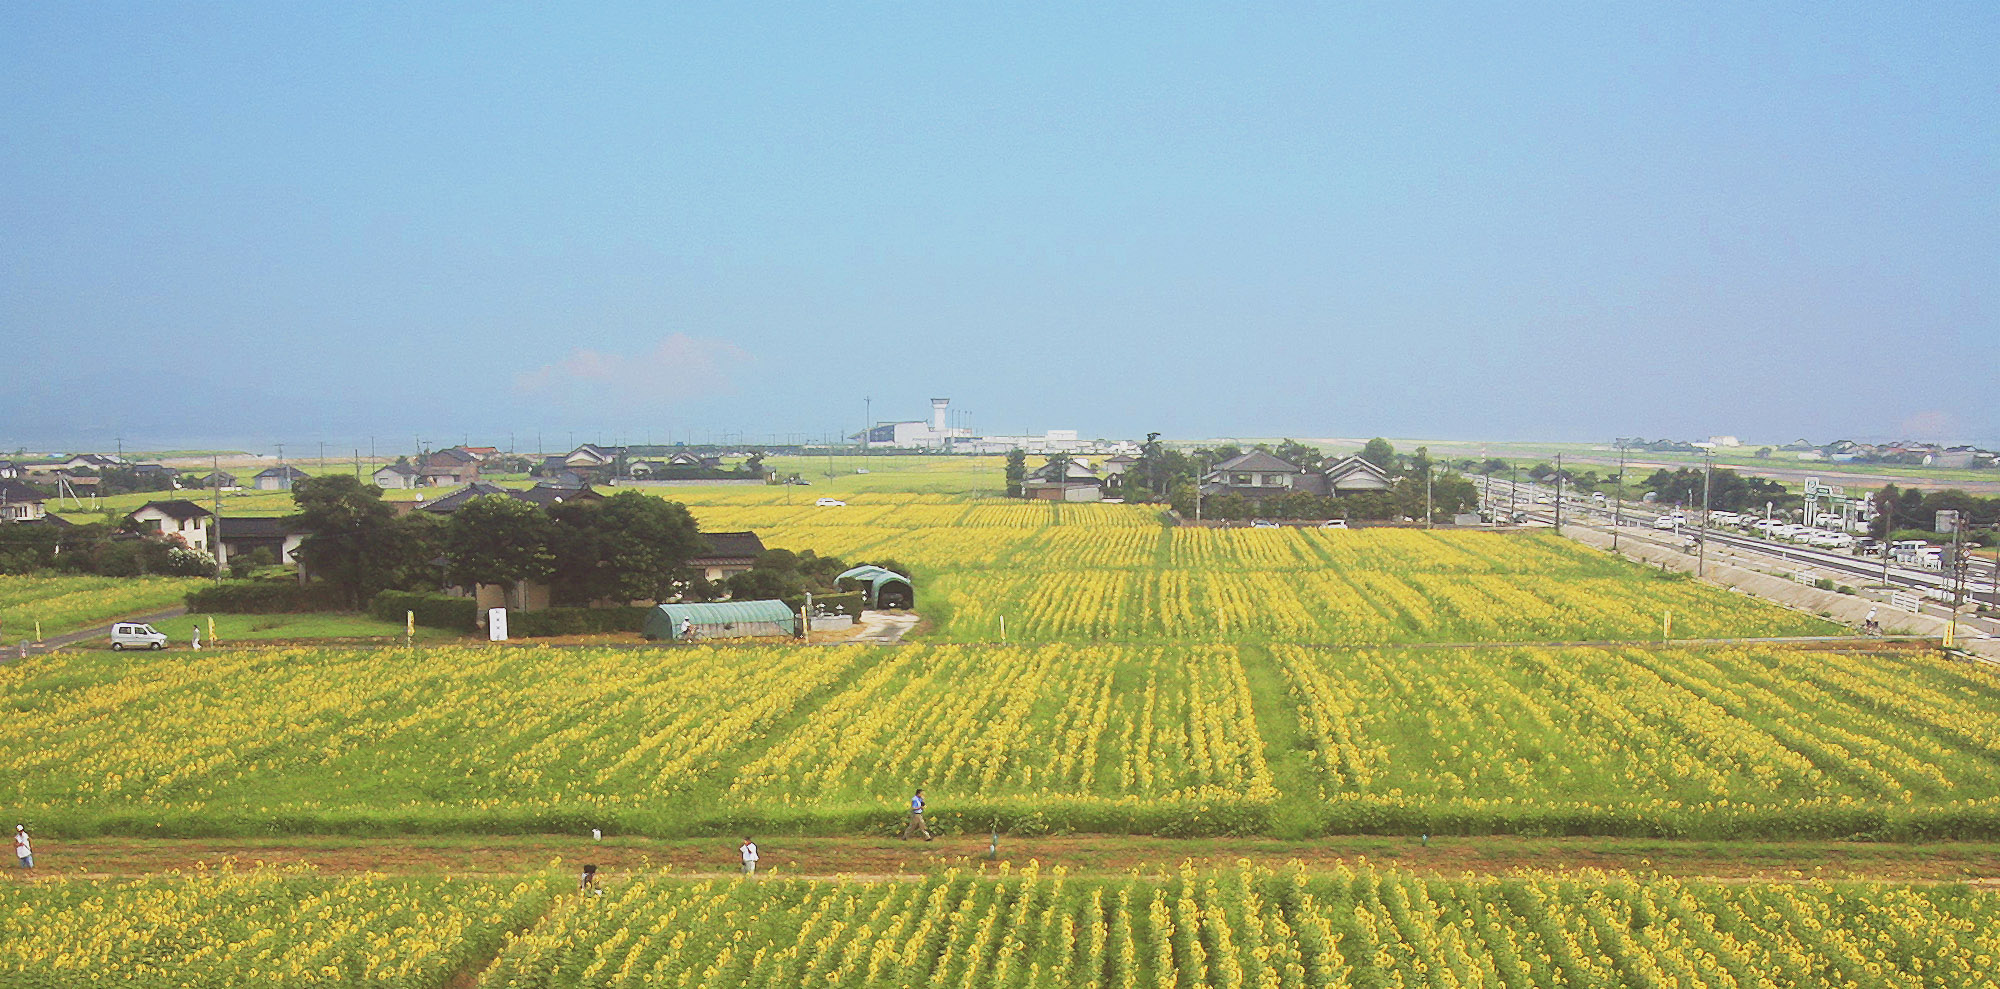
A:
514;334;752;411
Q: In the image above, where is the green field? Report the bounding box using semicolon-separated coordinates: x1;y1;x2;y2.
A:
0;574;204;640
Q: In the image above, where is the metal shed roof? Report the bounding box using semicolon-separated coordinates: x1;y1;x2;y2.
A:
648;599;797;626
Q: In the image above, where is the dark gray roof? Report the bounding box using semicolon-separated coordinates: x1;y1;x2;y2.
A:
0;479;45;504
256;465;310;480
1212;451;1302;474
515;483;602;507
218;516;305;538
132;499;212;521
417;482;514;514
693;531;765;563
1323;455;1391;482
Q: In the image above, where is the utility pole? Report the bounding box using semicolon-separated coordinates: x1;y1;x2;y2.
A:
863;397;872;458
1424;462;1433;529
211;455;224;585
1612;441;1626;551
1698;450;1712;577
1552;454;1563;534
1509;461;1519;523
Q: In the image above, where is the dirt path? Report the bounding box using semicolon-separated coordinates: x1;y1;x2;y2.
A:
849;610;919;645
4;607;187;662
9;834;2000;885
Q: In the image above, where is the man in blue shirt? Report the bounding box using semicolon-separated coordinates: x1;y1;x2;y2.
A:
902;788;932;841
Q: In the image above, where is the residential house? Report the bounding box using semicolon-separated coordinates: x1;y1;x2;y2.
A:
0;461;19;479
666;452;723;469
127;500;214;555
1200;451;1317;498
372;464;420;489
462;446;499;460
689;531;766;583
1;479;48;522
1199;452;1394;502
627;460;669;478
253;466;309;491
1322;455;1394;494
417;482;603;516
420;447;482;486
415;482;516;515
1022;460;1106;502
214;516;308;568
1102;454;1138;483
545;469;591;489
565;444;617;469
193;471;241;491
513;483;603;508
61;453;124;471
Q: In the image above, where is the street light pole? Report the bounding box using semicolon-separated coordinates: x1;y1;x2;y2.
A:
1698;450;1712;578
1553;454;1563;535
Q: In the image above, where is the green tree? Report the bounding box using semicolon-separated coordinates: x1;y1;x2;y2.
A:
548;490;705;605
1359;438;1395;471
1004;448;1028;498
444;496;555;589
1273;439;1323;471
288;475;441;608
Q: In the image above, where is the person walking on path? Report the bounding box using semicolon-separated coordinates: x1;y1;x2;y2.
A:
739;837;759;877
14;825;31;869
902;789;933;841
191;623;202;650
579;863;601;895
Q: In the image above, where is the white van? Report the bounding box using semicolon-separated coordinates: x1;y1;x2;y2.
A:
109;623;168;651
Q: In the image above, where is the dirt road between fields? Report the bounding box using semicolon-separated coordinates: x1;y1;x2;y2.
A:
8;834;2000;885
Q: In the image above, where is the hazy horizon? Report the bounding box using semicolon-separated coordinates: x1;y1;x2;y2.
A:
5;5;1995;452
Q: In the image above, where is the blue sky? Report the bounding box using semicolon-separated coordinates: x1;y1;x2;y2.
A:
4;4;1995;452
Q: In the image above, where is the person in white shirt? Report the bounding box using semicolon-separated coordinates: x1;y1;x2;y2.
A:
14;825;30;869
739;837;759;877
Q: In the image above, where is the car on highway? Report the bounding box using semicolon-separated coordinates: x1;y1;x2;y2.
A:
1652;515;1677;530
1250;519;1280;529
1318;519;1348;529
815;498;847;507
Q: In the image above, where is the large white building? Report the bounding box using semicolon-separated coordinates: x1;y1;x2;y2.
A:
857;398;974;449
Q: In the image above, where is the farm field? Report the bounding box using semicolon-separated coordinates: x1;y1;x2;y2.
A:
0;574;204;640
9;641;1999;840
8;865;2000;989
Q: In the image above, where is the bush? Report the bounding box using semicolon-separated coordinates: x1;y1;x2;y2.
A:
186;580;345;614
369;590;477;632
507;606;650;638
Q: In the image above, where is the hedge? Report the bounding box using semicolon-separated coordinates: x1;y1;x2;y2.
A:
185;580;345;614
507;606;650;638
368;590;478;632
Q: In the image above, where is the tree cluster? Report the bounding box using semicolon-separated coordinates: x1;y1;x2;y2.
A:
1639;468;1790;514
0;520;215;577
1869;485;2000;540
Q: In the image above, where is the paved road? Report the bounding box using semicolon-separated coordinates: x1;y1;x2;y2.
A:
6;607;188;661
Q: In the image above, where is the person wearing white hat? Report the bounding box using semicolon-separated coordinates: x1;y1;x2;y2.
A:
14;825;30;869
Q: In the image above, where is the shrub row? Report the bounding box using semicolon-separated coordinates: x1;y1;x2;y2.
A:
368;590;478;632
507;606;650;638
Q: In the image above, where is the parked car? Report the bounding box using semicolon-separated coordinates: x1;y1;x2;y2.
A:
815;498;846;507
1319;519;1349;530
109;623;168;651
1250;519;1280;529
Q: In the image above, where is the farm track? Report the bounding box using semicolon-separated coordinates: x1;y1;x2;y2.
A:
13;834;2000;885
